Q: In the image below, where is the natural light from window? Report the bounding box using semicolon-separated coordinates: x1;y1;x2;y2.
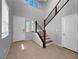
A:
2;0;9;39
26;21;35;32
24;0;40;8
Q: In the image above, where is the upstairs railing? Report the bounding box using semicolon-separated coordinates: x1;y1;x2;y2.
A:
44;0;69;26
35;21;46;48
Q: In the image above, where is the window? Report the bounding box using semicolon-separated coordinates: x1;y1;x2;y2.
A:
2;0;9;39
31;21;35;31
26;21;31;32
26;21;35;32
24;0;40;8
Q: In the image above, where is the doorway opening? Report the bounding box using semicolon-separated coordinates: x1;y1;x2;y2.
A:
25;21;35;32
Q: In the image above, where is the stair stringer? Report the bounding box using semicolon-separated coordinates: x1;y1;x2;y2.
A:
33;33;43;47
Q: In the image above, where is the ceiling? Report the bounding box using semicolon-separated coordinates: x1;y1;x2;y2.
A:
6;0;48;18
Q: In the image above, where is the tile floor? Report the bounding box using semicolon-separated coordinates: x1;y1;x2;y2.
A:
6;40;78;59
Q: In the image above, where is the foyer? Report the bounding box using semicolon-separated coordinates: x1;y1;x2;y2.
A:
0;0;78;59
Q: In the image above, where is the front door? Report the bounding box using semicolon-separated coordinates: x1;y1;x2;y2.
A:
13;16;25;42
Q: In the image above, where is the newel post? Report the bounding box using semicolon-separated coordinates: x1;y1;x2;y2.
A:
35;21;37;32
43;20;46;48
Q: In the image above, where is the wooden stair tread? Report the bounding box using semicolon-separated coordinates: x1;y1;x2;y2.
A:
40;35;48;37
46;40;52;44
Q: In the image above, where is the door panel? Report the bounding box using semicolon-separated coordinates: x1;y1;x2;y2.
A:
62;14;78;52
13;16;25;42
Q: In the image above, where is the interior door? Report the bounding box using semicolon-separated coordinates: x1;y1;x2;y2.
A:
13;16;25;42
62;14;78;52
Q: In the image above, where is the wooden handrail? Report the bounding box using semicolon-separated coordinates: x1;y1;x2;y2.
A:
45;0;61;21
45;0;69;26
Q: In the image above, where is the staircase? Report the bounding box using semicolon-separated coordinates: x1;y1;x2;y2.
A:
35;21;53;48
38;31;53;46
35;0;69;48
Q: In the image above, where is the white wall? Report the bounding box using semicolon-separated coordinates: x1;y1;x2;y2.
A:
46;0;78;46
46;12;62;46
0;0;13;59
26;32;34;40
